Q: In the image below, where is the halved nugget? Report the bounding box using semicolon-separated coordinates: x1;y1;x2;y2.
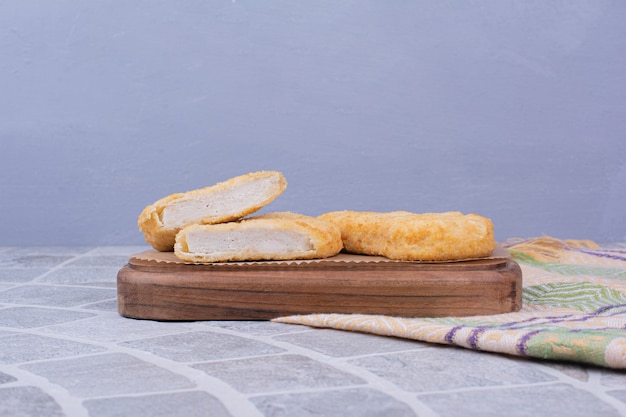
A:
319;210;496;261
138;171;287;251
174;212;342;263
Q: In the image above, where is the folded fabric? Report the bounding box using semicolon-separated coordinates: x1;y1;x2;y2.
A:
274;237;626;369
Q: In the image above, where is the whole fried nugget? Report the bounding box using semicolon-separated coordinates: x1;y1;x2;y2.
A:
138;171;287;251
318;210;496;261
174;212;342;263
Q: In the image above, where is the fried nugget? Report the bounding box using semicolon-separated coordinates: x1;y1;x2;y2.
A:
318;210;496;261
174;212;342;263
138;171;287;251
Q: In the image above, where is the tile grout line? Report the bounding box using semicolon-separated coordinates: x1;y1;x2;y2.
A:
0;247;259;416
106;347;266;417
29;247;105;283
202;325;441;417
521;360;626;414
581;368;626;415
0;246;112;417
3;324;265;417
8;317;626;416
201;325;626;415
1;364;90;417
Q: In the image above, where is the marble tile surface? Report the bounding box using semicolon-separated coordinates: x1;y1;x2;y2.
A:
0;246;625;417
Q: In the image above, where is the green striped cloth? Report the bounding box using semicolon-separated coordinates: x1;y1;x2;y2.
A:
275;238;626;369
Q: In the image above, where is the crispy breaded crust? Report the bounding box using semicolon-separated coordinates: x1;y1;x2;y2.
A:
174;212;343;263
138;171;287;251
318;210;496;261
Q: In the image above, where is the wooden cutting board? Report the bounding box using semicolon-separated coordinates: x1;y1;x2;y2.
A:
117;248;522;321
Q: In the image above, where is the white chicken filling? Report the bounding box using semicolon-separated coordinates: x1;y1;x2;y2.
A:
160;176;280;228
184;228;314;256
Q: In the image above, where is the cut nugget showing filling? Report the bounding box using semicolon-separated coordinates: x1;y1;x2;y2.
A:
182;227;314;259
160;176;283;228
138;171;287;251
175;212;342;263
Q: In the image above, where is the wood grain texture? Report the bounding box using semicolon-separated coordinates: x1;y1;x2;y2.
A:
117;254;522;321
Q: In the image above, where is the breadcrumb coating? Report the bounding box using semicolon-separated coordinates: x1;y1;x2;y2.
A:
319;210;496;261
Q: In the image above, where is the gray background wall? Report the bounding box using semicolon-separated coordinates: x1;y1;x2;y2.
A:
1;0;625;246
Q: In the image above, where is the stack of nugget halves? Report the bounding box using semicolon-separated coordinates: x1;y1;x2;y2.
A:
138;171;496;263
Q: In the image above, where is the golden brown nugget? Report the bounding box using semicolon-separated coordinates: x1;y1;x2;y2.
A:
318;210;496;261
174;212;342;263
138;171;287;251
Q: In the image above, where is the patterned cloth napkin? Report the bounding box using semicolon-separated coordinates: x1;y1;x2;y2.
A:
274;237;626;369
